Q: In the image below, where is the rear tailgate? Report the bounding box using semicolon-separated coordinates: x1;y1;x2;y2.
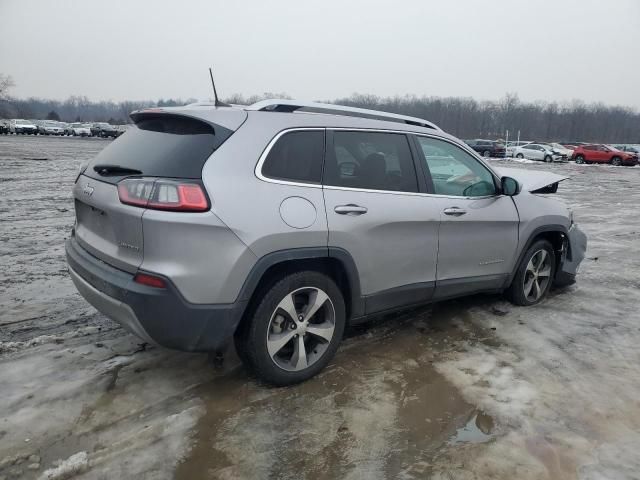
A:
73;108;246;273
74;176;145;273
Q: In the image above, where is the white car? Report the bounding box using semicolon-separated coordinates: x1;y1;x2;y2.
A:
513;143;565;163
506;141;532;157
9;119;38;135
546;143;573;160
68;122;92;137
40;120;66;135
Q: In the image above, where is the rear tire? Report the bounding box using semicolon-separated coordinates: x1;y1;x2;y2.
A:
611;156;622;166
482;150;491;157
236;270;346;386
506;240;556;306
575;155;585;164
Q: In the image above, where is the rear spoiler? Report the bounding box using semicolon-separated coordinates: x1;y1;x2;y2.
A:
130;106;247;132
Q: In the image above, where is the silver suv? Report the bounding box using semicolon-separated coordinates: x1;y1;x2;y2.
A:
66;100;586;385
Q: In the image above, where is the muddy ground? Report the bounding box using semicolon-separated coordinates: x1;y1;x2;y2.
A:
1;135;639;480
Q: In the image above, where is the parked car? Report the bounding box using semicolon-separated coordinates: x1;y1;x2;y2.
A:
513;143;565;162
464;139;506;157
68;122;92;137
547;143;574;159
0;120;9;134
9;119;38;135
505;141;532;157
90;122;118;138
613;145;640;155
573;144;639;166
37;120;66;135
66;99;586;385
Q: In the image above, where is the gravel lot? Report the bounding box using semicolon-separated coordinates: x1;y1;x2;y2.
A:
1;135;639;480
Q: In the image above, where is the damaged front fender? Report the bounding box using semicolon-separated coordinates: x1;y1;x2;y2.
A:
495;167;569;193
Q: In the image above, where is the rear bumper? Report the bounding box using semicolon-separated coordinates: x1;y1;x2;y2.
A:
65;236;246;352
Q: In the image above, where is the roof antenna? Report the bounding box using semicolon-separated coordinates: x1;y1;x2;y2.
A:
209;67;230;107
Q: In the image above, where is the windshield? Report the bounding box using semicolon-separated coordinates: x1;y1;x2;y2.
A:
605;145;621;152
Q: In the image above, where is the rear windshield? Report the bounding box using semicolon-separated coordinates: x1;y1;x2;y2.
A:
84;114;233;184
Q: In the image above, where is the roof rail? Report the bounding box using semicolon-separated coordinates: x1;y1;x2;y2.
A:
246;99;442;131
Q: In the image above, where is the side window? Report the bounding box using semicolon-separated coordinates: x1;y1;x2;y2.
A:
261;130;324;183
324;131;418;193
416;136;497;197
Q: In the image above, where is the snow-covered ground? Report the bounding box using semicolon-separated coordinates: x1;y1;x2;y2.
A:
1;136;639;479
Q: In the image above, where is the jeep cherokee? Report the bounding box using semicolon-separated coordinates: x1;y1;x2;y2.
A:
66;100;587;385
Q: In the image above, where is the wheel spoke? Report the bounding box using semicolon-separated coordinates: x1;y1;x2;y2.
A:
538;266;552;278
306;322;335;343
526;257;536;275
532;279;541;300
304;289;329;321
278;293;299;322
291;335;308;370
536;250;548;271
267;330;296;358
524;276;535;297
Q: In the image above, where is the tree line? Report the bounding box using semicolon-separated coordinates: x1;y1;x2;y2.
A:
332;93;640;143
1;90;639;143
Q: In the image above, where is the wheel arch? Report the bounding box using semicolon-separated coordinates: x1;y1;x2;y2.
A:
507;225;569;286
235;247;363;332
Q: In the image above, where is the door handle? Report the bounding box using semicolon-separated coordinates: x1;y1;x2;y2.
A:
443;207;467;216
334;204;368;215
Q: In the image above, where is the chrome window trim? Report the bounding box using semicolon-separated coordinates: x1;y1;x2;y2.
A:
255;127;503;200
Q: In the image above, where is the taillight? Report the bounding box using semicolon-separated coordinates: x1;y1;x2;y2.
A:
117;178;209;212
133;272;166;288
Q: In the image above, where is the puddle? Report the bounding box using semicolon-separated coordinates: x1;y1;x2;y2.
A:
176;303;501;479
448;411;495;445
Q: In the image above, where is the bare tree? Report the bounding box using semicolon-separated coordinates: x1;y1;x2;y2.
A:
0;74;15;100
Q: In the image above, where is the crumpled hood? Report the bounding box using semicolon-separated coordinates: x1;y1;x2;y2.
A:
494;167;568;192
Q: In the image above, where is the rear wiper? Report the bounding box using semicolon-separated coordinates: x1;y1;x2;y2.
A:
93;164;142;176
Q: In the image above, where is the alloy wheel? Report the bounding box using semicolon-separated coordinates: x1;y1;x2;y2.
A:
523;249;552;302
266;287;336;372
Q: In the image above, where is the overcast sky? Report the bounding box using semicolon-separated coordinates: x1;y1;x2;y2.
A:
1;0;639;107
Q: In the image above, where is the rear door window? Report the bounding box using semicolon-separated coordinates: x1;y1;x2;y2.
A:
84;114;233;184
324;131;418;193
261;130;325;183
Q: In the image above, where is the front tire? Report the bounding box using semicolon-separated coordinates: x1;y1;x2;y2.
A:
507;240;556;306
516;153;524;159
482;150;491;158
611;156;622;166
575;155;585;164
236;271;346;386
544;155;553;163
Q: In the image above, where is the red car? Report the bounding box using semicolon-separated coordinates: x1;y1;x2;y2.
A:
573;144;639;166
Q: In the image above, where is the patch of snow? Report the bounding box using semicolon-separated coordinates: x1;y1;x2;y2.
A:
40;451;88;480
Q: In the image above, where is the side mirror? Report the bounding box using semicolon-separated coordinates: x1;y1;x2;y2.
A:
501;176;520;196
